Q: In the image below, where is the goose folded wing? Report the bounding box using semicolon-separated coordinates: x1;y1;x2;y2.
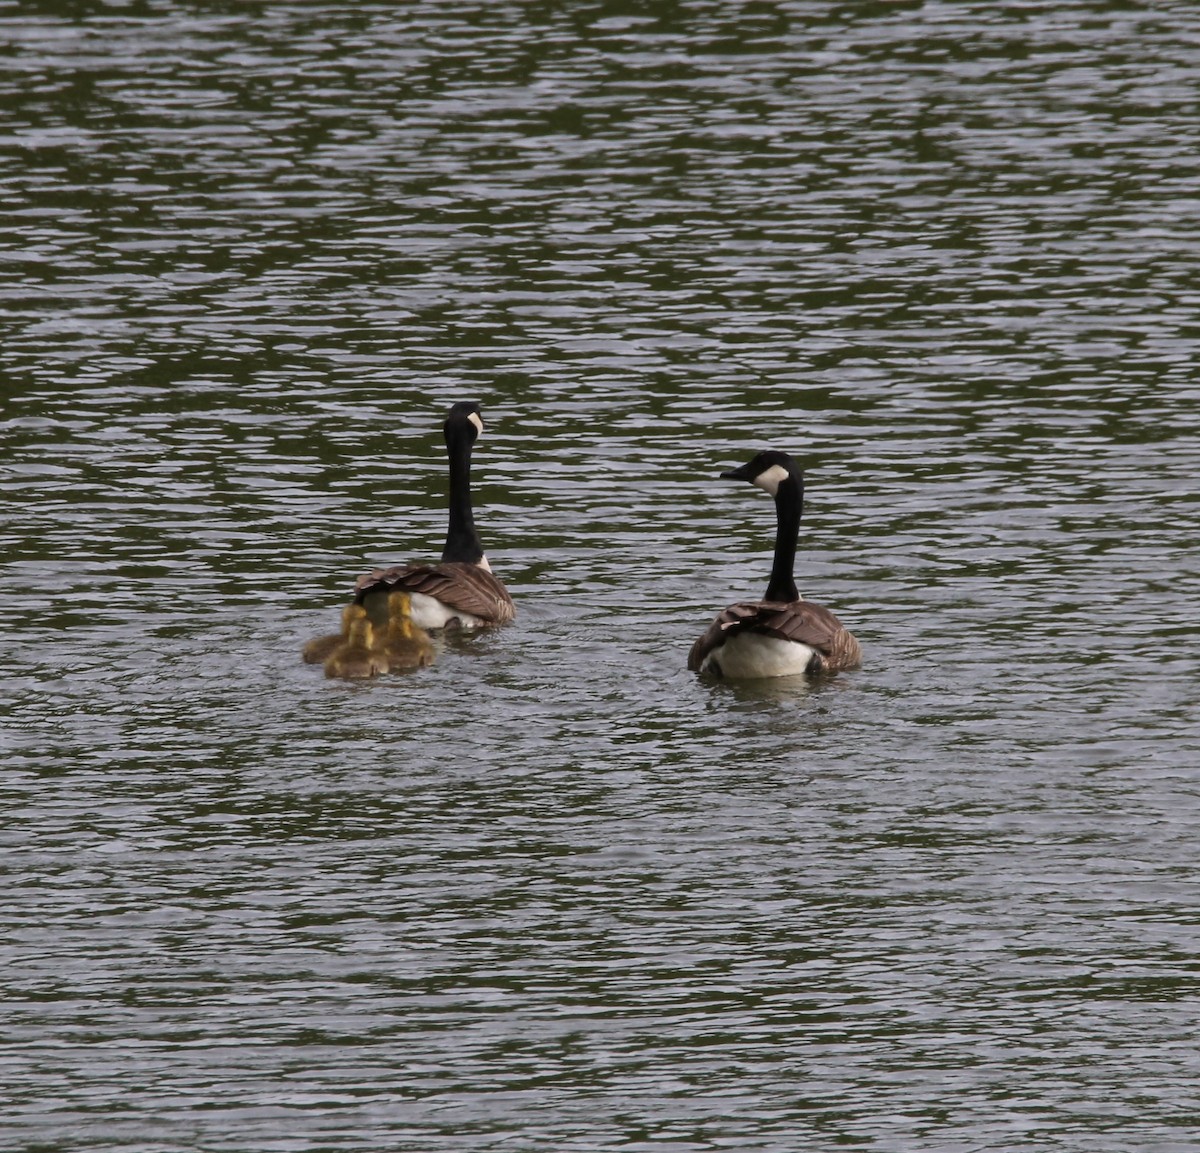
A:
743;601;861;668
688;600;808;671
690;599;856;663
738;601;848;649
354;561;515;623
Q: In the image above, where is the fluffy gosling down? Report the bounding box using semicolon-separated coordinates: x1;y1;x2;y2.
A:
363;588;437;671
301;602;355;666
689;450;862;680
321;604;390;681
302;596;436;681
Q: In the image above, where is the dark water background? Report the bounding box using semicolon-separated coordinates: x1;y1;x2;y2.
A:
3;3;1199;1150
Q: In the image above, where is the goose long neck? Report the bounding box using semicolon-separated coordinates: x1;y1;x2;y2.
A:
442;432;484;564
764;470;802;603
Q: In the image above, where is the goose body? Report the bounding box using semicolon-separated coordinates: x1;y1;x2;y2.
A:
353;401;515;630
689;451;861;680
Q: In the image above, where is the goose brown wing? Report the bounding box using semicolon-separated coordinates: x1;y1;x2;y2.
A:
354;561;516;624
688;599;861;672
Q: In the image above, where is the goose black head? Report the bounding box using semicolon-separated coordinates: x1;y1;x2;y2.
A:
720;449;801;497
444;400;484;446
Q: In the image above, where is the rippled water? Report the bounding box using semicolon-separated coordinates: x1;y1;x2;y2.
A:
3;4;1199;1150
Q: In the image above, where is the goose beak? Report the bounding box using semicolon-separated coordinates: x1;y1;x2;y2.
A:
720;462;756;482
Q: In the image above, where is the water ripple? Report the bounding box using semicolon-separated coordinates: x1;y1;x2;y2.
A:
3;3;1200;1150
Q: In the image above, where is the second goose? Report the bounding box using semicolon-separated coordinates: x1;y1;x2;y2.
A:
688;450;861;680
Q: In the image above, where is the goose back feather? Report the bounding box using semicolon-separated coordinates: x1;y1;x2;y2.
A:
354;561;515;630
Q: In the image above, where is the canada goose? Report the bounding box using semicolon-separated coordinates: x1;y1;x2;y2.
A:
353;401;515;629
375;588;437;670
688;450;862;679
324;604;389;680
302;603;355;664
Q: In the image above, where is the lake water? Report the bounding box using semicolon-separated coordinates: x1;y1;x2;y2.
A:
3;3;1199;1150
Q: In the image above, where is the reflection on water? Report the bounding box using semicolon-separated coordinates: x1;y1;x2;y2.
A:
3;3;1199;1150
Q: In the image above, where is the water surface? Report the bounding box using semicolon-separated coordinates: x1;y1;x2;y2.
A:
3;4;1199;1150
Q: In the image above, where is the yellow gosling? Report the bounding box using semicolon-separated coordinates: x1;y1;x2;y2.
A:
302;603;355;664
324;605;389;680
382;590;437;670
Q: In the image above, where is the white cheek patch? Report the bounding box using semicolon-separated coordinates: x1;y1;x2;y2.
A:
468;412;484;436
752;463;790;496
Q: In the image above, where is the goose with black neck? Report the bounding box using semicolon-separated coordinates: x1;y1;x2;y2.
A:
353;401;516;630
689;450;861;680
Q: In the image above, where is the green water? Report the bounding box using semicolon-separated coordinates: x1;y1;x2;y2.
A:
3;4;1199;1150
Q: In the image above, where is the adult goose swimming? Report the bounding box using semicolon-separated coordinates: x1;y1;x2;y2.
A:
352;401;516;630
688;450;861;680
